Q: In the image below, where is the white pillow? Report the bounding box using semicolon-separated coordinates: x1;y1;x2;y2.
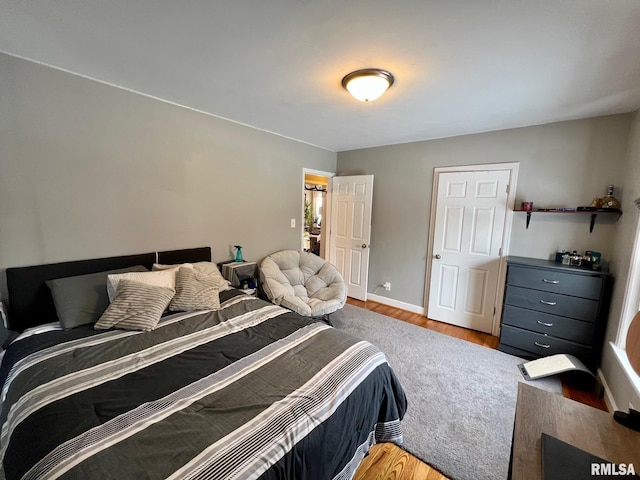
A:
152;262;194;271
152;262;232;291
107;269;178;302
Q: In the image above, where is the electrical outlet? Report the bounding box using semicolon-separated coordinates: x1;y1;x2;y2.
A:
291;218;296;228
383;282;391;291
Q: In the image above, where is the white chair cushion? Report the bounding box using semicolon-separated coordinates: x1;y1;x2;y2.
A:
259;250;347;317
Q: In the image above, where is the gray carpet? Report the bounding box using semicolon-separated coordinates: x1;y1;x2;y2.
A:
331;304;562;480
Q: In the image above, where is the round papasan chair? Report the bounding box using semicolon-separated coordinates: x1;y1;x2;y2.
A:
259;250;347;320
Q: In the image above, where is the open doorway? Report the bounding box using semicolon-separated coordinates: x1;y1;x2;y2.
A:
302;169;334;259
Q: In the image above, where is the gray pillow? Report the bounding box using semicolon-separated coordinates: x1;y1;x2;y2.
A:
94;280;175;331
46;265;148;330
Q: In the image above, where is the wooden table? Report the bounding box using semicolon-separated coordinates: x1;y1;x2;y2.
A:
510;382;640;479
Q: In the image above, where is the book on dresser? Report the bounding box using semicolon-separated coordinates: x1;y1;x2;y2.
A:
498;256;613;370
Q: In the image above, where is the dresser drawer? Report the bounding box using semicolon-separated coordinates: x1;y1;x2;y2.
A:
504;285;599;322
507;265;603;300
501;305;595;344
499;325;593;360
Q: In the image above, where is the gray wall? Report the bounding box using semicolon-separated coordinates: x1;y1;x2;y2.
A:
337;115;632;308
601;110;640;410
0;53;337;300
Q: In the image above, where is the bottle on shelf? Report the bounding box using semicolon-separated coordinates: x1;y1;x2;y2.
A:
601;185;621;210
570;250;582;266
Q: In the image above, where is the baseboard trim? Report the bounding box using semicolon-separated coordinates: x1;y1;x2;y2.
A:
366;293;425;315
598;367;617;413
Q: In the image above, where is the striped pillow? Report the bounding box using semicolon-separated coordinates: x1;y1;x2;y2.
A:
95;280;175;331
153;262;232;291
169;267;220;312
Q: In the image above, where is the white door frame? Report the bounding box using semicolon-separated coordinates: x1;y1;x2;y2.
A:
424;162;519;337
302;168;335;257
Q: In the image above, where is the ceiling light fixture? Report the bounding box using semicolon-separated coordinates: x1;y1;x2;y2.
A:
341;68;394;102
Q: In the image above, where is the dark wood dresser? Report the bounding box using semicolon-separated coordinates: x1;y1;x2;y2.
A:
498;256;613;369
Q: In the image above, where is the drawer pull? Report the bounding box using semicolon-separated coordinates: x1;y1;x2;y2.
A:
539;300;557;306
542;279;559;284
534;341;551;349
536;320;554;327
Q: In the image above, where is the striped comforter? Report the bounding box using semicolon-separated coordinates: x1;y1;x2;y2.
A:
0;290;407;480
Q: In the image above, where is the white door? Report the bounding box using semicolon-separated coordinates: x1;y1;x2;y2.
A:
427;170;510;333
329;175;373;301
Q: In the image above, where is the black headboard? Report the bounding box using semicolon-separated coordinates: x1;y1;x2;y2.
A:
5;247;211;331
157;247;211;266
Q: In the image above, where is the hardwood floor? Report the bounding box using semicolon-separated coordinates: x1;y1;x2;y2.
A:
349;297;607;480
354;443;447;480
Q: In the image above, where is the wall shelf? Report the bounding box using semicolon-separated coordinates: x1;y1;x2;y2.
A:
514;209;622;233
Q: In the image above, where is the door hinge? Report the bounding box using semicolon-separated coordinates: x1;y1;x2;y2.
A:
506;184;510;194
499;247;502;257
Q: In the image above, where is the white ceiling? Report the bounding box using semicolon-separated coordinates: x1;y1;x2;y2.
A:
1;1;640;152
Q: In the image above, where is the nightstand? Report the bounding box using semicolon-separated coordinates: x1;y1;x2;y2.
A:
217;261;258;288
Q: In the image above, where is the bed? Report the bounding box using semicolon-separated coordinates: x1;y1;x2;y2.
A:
0;247;407;480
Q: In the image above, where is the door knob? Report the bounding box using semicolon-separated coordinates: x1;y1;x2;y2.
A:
434;254;441;259
362;244;368;249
